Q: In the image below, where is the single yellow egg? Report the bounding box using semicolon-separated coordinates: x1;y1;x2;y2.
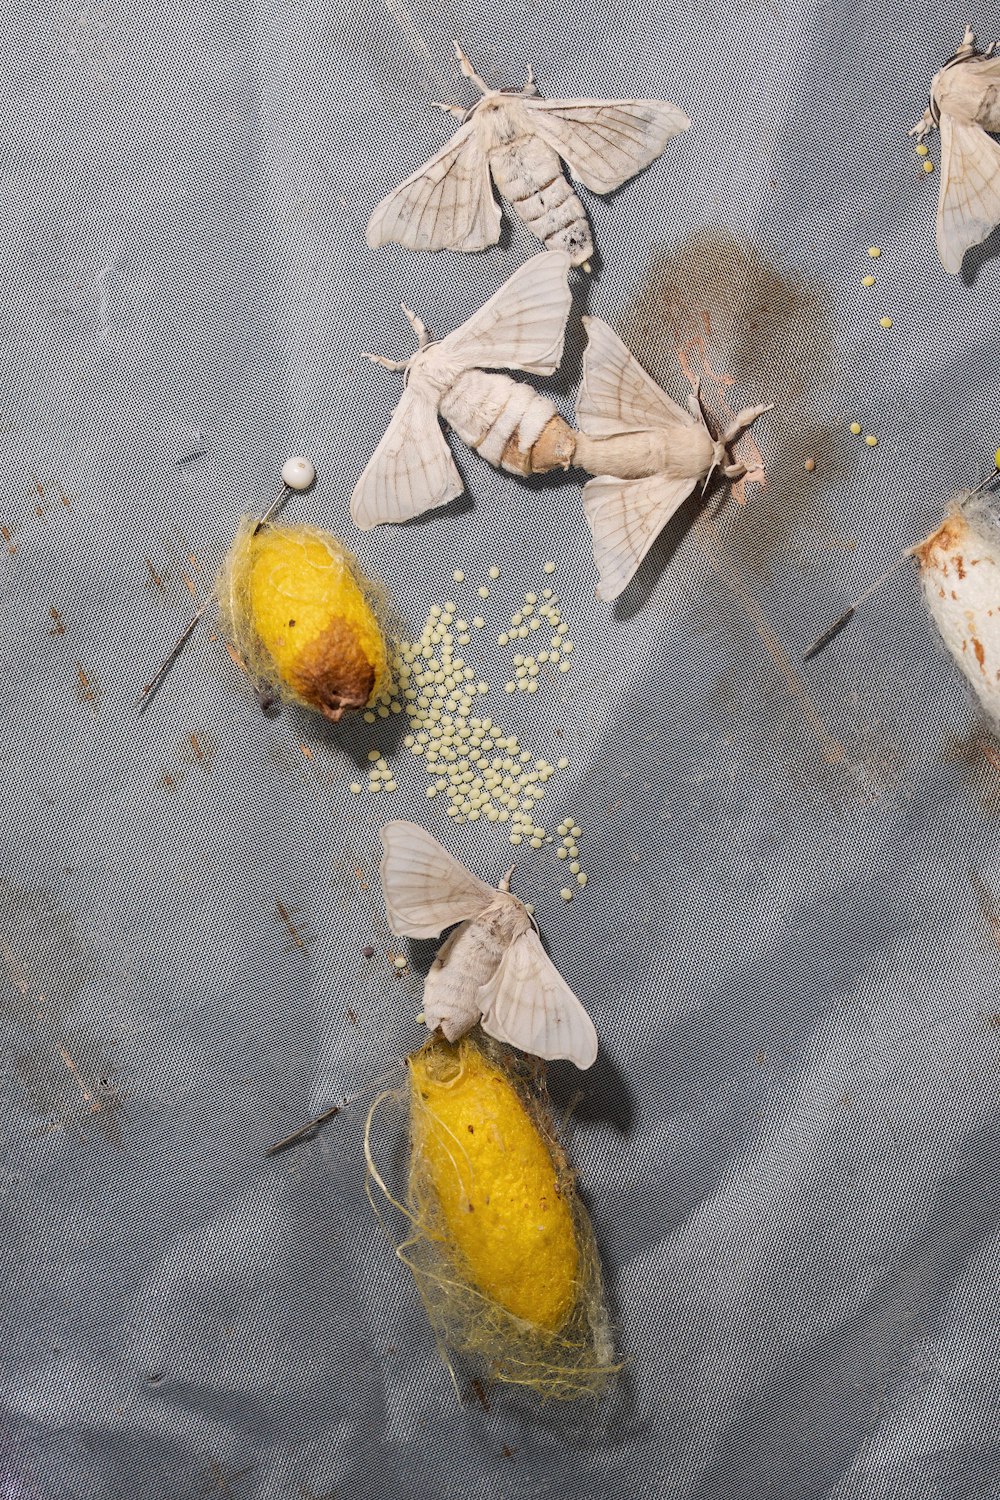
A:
867;246;881;258
408;1038;579;1332
994;448;1000;471
219;522;387;722
915;143;929;157
850;422;862;436
922;159;934;173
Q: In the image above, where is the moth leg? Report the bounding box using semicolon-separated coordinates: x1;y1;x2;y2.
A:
521;63;538;96
453;40;491;94
722;460;748;480
430;100;467;118
908;107;935;139
720;402;773;446
362;352;410;371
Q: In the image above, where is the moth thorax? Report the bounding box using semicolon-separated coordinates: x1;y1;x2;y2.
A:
915;498;1000;726
440;370;562;473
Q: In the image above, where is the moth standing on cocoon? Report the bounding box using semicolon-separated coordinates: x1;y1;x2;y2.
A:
572;318;773;601
379;821;598;1069
367;41;690;267
914;487;1000;724
351;253;576;529
911;27;1000;272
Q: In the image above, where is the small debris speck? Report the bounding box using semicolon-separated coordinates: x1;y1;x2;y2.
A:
804;458;816;472
363;946;375;959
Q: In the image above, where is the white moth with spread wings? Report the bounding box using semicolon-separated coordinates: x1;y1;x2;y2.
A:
911;27;1000;272
379;821;598;1070
367;41;689;267
351;252;574;530
572;318;772;601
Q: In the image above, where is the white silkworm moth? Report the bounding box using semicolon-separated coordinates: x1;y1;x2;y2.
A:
572;318;773;601
911;27;1000;273
379;821;598;1070
367;41;690;267
351;252;575;530
915;487;1000;724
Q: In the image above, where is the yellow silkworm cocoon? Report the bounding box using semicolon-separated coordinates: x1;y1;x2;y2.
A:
368;1035;614;1399
409;1039;577;1330
218;522;388;722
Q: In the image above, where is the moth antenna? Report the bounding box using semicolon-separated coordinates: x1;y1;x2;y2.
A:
453;40;490;93
430;99;466;118
401;303;431;347
802;550;915;662
499;864;517;893
265;1059;405;1155
362;351;409;372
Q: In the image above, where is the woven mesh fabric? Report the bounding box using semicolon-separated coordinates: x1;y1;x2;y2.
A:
3;0;1000;1495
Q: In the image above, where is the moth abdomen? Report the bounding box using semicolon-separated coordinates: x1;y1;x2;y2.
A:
439;369;571;476
489;136;593;265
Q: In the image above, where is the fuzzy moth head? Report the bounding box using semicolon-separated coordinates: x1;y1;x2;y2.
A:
431;42;539;120
912;26;999;135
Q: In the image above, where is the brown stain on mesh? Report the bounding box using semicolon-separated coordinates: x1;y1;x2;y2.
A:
624;228;840;565
48;608;65;636
2;527;16;556
942;728;1000;810
75;664;98;706
970;868;1000;954
622;231;857;774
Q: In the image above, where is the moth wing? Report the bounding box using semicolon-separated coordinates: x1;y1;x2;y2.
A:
379;821;496;939
481;929;598;1068
583;471;700;602
578;316;692;437
524;97;690;194
936;112;1000;272
435;252;572;376
350;384;462;529
366;121;501;253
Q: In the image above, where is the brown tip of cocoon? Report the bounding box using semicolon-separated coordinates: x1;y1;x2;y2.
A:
518;415;577;475
290;619;376;722
913;508;968;571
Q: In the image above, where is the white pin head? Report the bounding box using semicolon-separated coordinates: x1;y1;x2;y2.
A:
281;456;316;492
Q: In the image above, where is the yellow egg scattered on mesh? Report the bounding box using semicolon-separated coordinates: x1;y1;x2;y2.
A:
922;159;934;173
868;246;881;258
995;449;1000;471
217;522;388;723
915;143;929;156
804;458;816;472
865;434;878;447
850;423;862;436
862;275;875;287
880;317;893;329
